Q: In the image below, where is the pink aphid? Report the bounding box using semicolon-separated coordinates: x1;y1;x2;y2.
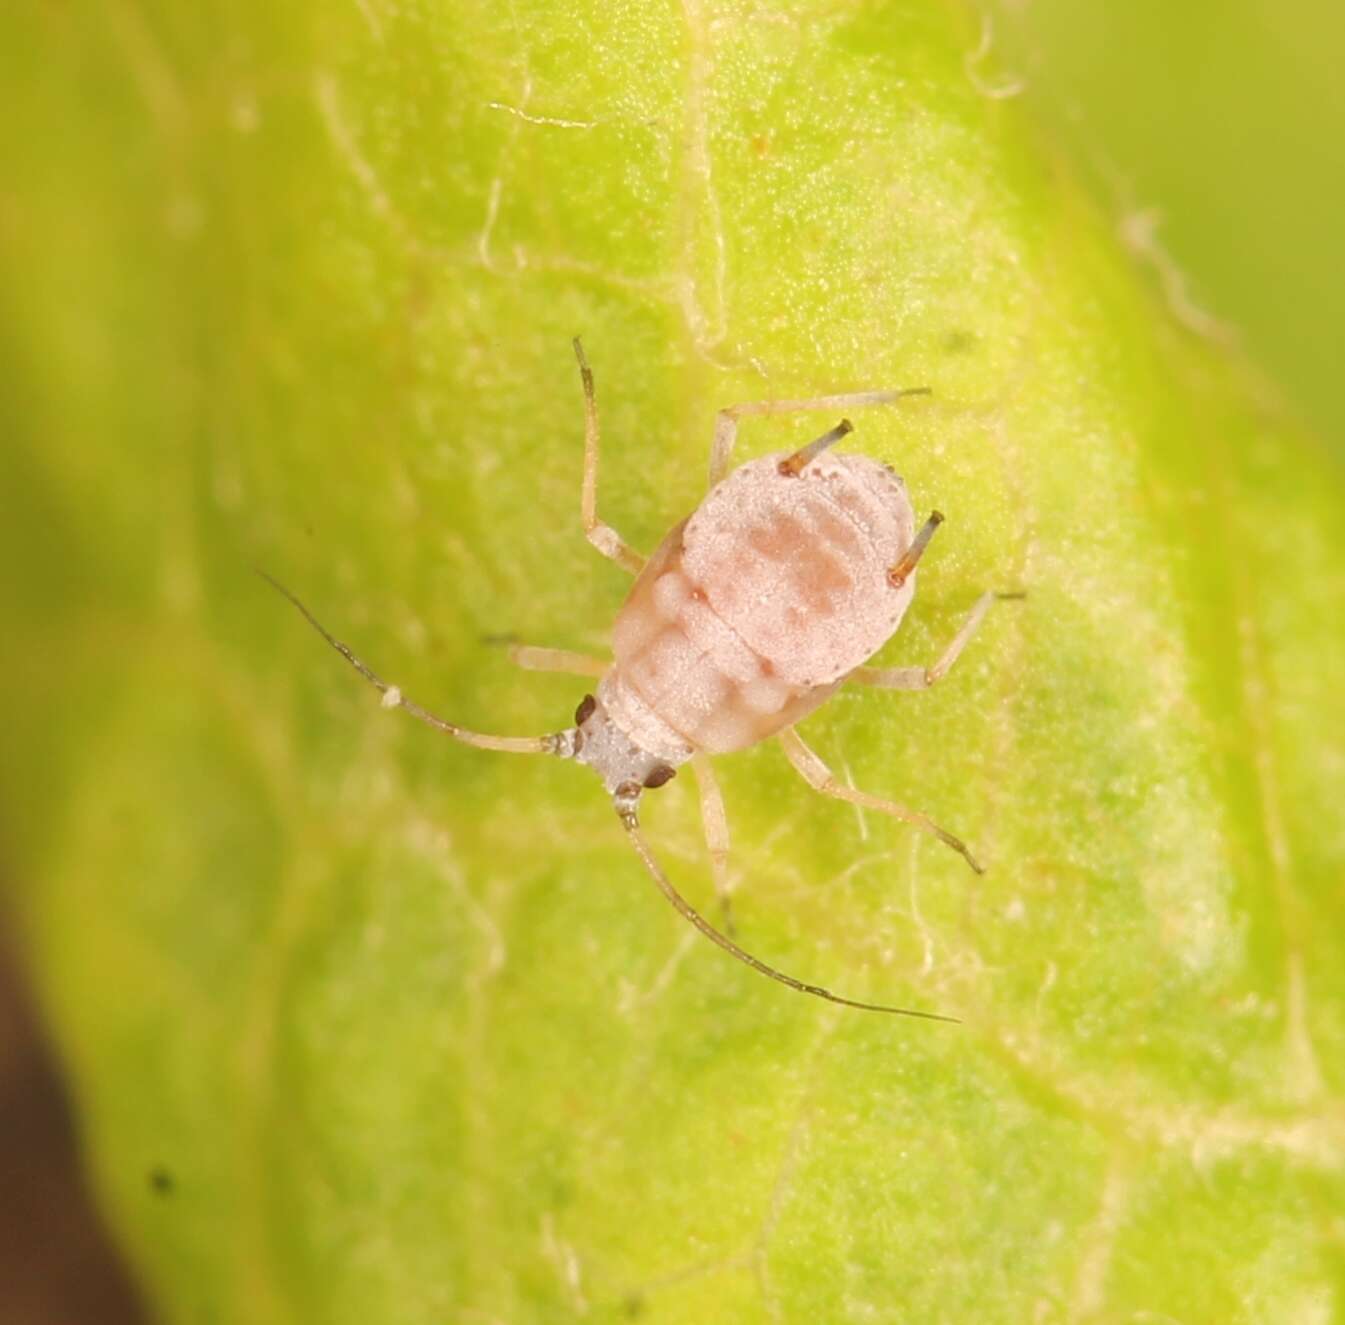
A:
265;340;1011;1020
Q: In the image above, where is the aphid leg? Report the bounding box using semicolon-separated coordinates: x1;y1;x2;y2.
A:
708;386;931;489
505;643;609;679
691;754;736;935
619;807;956;1021
850;591;1022;690
260;571;568;756
777;727;985;875
573;337;646;576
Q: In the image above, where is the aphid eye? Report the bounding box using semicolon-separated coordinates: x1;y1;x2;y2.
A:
574;694;597;725
643;763;676;789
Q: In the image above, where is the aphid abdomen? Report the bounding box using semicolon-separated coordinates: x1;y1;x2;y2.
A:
681;450;919;692
606;449;918;755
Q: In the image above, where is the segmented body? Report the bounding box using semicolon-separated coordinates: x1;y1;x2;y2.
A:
593;450;918;773
264;344;994;1019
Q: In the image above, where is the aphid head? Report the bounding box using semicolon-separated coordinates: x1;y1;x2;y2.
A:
567;691;678;819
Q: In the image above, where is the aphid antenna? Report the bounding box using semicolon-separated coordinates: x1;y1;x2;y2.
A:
257;570;569;756
619;808;959;1022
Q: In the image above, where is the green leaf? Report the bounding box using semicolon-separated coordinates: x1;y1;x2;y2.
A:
3;1;1344;1322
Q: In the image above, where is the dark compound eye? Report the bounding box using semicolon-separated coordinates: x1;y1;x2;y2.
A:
643;763;676;789
574;694;597;725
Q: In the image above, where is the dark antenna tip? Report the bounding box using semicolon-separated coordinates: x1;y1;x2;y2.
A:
622;816;959;1023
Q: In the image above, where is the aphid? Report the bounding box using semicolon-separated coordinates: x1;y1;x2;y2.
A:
264;341;1012;1020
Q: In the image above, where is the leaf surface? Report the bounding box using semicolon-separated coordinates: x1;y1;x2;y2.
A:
2;2;1344;1322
